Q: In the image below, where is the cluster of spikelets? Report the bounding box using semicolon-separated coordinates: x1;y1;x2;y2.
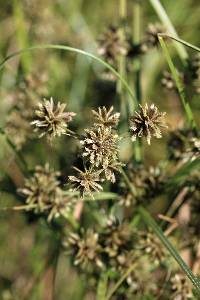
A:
18;97;167;220
18;164;76;222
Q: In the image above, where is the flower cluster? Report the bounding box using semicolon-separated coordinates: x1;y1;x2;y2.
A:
129;103;167;145
18;164;76;222
69;106;123;198
31;97;76;141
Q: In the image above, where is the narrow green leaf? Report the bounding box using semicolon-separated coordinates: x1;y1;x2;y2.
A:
159;34;200;53
158;36;196;129
0;44;136;104
138;206;200;295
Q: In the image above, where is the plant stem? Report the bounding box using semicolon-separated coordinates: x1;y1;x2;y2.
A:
118;0;128;119
159;33;200;53
106;260;138;300
159;37;196;130
148;0;188;63
133;1;142;162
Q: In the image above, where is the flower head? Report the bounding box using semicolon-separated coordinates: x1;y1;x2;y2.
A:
80;126;119;169
18;164;75;221
31;97;76;140
92;106;120;128
97;25;130;65
69;167;103;198
130;103;167;145
65;229;103;269
170;273;192;300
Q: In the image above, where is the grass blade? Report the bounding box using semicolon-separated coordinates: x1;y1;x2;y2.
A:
138;206;200;295
158;36;196;129
149;0;188;62
159;34;200;53
0;44;136;104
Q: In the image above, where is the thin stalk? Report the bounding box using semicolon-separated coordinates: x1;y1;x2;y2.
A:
159;34;200;53
148;0;188;62
106;260;138;300
120;169;200;294
118;0;128;119
0;44;136;104
159;37;196;129
133;1;142;162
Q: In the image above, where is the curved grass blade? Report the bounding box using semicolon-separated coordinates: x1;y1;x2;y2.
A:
158;36;196;129
138;206;200;295
159;34;200;53
0;44;136;103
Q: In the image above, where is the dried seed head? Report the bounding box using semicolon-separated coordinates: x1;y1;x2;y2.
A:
80;126;119;169
31;97;76;140
103;217;133;257
69;166;103;198
65;229;103;269
161;71;176;90
130;103;167;145
92;106;120;128
97;25;130;65
167;129;197;161
170;273;192;300
139;231;166;265
18;164;75;221
185;137;200;160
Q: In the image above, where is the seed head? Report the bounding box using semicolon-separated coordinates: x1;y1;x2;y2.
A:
65;229;103;269
103;217;133;257
69;167;103;198
92;106;120;128
80;126;119;169
130;103;167;145
18;164;75;221
170;273;192;300
31;97;76;140
97;25;130;65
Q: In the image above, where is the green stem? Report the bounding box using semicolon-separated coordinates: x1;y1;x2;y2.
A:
118;0;128;119
133;1;142;162
159;34;200;53
148;0;188;62
0;44;136;105
159;37;196;130
106;260;138;300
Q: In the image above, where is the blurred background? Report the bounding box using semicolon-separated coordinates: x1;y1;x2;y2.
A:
0;0;199;299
